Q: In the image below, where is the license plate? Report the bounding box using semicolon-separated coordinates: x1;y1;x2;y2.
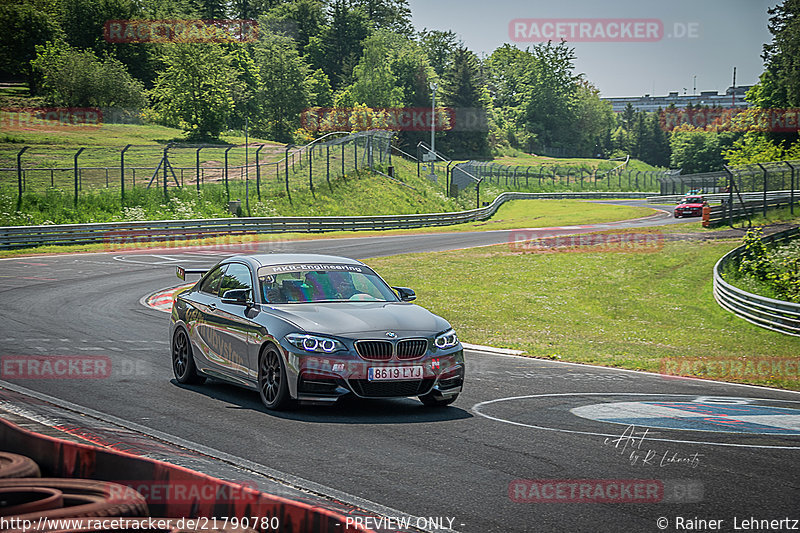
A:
368;366;423;381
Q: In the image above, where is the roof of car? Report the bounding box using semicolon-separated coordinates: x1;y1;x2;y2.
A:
225;253;364;268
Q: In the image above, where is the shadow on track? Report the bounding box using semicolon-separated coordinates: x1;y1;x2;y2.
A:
171;379;472;424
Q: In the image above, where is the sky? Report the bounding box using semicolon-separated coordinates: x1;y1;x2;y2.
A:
407;0;778;98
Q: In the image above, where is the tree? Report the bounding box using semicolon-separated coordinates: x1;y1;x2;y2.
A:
260;0;326;53
305;0;370;89
148;43;235;139
30;40;146;108
572;81;615;158
669;130;734;173
418;29;461;77
755;0;800;108
253;31;311;142
0;2;62;87
440;46;490;158
351;0;413;35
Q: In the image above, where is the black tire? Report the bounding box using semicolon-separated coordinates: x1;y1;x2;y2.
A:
419;392;458;407
258;345;291;410
172;328;205;385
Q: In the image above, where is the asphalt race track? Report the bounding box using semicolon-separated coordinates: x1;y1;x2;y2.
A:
1;201;798;533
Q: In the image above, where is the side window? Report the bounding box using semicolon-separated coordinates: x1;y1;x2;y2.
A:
198;266;224;296
220;263;253;300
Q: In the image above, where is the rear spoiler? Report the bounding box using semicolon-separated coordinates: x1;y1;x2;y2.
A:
176;266;208;281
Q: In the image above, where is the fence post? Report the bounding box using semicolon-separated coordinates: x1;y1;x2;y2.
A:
757;163;768;218
73;147;85;209
284;145;293;204
163;145;170;201
120;144;131;205
16;146;29;210
308;143;314;195
224;146;233;202
786;161;795;216
255;145;264;201
195;147;203;194
326;144;332;191
724;165;734;226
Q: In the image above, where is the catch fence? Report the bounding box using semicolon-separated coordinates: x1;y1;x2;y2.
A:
0;130;394;208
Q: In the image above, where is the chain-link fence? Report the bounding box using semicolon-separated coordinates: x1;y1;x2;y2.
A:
657;171;728;195
451;160;669;194
721;160;799;224
0;130;394;209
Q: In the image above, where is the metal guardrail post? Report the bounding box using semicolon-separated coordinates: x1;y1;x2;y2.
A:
284;144;293;204
255;145;264;200
724;165;734;226
73;147;85;209
16;147;29;210
120;145;131;205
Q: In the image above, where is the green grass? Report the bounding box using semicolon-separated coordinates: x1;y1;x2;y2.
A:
490;152;659;172
367;239;800;391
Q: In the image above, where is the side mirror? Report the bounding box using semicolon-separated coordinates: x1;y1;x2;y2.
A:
392;286;416;302
221;288;253;305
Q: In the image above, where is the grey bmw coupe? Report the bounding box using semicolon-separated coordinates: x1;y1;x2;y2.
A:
170;254;464;410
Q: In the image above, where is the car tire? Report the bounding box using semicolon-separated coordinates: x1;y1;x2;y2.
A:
419;392;458;407
258;345;291;410
0;452;41;479
674;212;680;218
172;328;205;385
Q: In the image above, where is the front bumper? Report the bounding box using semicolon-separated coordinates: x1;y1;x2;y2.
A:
284;347;465;402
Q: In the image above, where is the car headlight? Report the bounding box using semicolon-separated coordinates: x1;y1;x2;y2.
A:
434;329;459;349
286;333;345;353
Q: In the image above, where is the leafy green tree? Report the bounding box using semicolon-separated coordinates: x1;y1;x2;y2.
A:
30;40;146;107
440;46;490;158
307;68;333;107
418;29;461;77
0;2;62;87
351;0;412;35
669;130;734;173
305;0;370;89
348;30;405;107
572;81;615;158
148;43;235;139
260;0;326;53
253;31;311;142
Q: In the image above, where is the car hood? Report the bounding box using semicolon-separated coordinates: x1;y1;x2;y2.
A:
262;301;451;337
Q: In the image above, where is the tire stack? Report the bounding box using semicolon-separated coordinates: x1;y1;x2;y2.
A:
0;452;257;532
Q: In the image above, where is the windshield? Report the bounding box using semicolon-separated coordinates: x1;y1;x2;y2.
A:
257;263;399;304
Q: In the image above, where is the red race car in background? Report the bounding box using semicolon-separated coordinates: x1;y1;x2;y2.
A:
674;195;708;218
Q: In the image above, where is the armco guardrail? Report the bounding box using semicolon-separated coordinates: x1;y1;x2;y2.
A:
646;189;800;204
0;191;653;249
713;226;800;337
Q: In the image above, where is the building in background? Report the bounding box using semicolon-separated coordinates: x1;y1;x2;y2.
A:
603;86;752;113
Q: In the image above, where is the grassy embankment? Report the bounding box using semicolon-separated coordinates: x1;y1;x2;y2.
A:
1;118;661;226
369;238;800;391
